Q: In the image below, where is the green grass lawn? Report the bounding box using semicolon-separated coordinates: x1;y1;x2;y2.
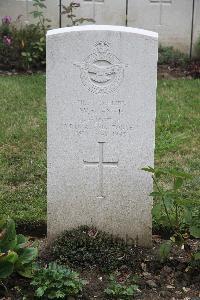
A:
0;75;199;225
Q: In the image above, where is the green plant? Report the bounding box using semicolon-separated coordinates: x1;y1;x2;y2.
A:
52;226;140;273
0;16;46;70
143;166;200;262
190;251;200;270
105;274;138;299
30;0;51;32
21;36;46;69
194;35;200;58
31;262;87;299
158;45;189;67
0;218;38;280
62;2;94;26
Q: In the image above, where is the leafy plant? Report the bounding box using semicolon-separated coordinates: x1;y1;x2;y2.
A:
30;0;51;32
0;16;46;70
31;262;87;299
190;251;200;270
0;218;38;280
52;226;140;273
105;274;138;299
62;2;94;26
21;36;46;69
158;45;189;67
143;166;200;262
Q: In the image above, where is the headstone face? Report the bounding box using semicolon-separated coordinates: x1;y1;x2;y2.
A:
47;25;158;247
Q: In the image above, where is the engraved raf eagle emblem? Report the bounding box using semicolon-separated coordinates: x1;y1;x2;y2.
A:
74;41;127;94
88;63;123;84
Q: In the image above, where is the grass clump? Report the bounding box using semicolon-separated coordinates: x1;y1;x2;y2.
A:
105;273;138;299
158;45;189;66
52;226;140;273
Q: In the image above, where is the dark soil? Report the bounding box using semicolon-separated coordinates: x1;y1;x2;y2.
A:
16;220;47;238
1;235;199;300
158;61;200;79
1;61;200;80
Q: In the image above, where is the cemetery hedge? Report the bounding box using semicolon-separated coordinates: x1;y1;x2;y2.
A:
0;75;199;233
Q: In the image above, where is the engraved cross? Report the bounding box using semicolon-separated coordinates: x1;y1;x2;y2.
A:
83;142;118;199
150;0;172;25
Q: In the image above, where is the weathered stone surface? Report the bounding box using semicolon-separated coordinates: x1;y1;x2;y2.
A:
47;25;158;247
193;0;200;57
127;0;193;54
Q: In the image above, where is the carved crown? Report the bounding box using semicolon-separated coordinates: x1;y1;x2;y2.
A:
95;41;110;54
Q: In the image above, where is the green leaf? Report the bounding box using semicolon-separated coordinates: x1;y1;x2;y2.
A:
125;286;135;295
17;234;27;245
15;234;28;250
30;11;43;18
163;194;174;209
18;247;38;265
0;261;14;278
152;203;162;219
142;166;155;173
36;287;45;297
167;169;192;179
159;241;172;262
17;263;35;278
193;252;200;260
105;288;114;295
184;207;193;223
150;191;161;197
37;3;46;8
2;250;18;264
0;218;16;252
55;290;65;298
174;177;183;190
189;226;200;238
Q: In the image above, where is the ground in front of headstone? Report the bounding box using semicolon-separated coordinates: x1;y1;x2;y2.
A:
1;232;199;300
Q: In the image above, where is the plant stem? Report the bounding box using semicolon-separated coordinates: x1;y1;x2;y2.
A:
152;176;174;230
0;280;8;296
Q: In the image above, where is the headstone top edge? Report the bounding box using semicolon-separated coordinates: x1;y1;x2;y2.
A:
47;25;158;40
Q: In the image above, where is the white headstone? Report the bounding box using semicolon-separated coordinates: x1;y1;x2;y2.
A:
47;25;158;247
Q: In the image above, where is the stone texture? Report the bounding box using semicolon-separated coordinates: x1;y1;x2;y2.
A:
127;0;193;54
68;0;126;27
192;0;200;57
0;0;59;28
1;1;199;56
46;25;158;247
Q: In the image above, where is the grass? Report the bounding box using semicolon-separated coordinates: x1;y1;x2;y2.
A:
156;80;200;201
0;75;199;225
0;75;46;224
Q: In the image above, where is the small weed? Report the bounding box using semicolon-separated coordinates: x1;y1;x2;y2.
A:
105;273;138;299
143;166;200;262
31;262;87;299
158;45;189;67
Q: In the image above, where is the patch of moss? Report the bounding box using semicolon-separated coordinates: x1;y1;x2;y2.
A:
52;226;142;273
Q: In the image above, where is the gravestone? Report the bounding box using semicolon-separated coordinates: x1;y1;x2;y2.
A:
127;0;193;54
62;0;126;27
47;25;158;247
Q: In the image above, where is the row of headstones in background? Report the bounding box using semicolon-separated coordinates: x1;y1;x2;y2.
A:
47;25;158;247
1;0;199;56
